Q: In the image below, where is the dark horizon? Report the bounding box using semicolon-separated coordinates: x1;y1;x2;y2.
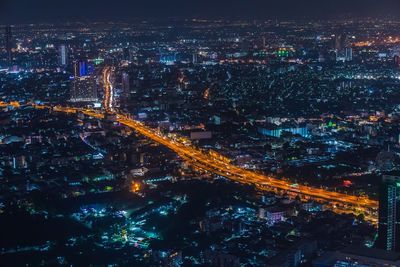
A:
1;0;400;23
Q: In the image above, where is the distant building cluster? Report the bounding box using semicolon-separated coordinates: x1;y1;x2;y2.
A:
1;18;400;266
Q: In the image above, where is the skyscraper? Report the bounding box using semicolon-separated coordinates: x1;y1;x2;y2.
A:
73;60;92;77
345;47;353;61
192;52;198;64
377;175;400;252
70;60;98;102
79;61;87;76
59;44;68;67
70;76;98;102
5;26;12;67
335;33;346;52
121;72;130;105
334;32;353;62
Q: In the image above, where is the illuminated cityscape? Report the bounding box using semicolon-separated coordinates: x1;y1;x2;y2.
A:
1;0;400;266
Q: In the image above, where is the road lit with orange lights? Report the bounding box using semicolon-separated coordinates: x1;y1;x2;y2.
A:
116;115;378;221
102;66;113;112
2;101;379;223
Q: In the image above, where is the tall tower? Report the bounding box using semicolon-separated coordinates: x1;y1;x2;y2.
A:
72;60;90;77
70;60;97;102
345;47;353;61
59;44;68;67
70;76;98;102
377;175;400;252
5;26;12;67
335;33;346;52
79;61;87;76
121;72;130;104
334;32;353;62
192;52;198;64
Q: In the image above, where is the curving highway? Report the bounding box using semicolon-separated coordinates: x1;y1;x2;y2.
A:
1;67;379;223
3;101;378;222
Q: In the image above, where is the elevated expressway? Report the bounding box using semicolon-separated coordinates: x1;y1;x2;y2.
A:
0;67;378;222
14;102;377;223
102;66;114;113
117;115;378;221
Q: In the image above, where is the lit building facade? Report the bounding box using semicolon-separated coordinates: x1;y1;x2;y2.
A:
59;44;68;67
377;175;400;252
70;76;98;102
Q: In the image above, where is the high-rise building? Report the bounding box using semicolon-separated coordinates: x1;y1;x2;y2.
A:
377;175;400;252
121;72;130;100
334;32;353;62
59;44;68;66
345;47;353;61
79;61;87;76
335;33;346;52
336;47;353;62
73;60;93;77
192;53;198;64
70;76;98;102
5;26;12;67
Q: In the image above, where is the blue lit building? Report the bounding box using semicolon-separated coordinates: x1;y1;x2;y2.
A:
73;60;93;77
79;61;87;76
160;53;177;65
258;125;310;138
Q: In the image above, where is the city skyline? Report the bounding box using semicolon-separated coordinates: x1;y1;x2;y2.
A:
1;8;400;267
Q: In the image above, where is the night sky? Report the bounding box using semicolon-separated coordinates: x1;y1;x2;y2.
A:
1;0;400;23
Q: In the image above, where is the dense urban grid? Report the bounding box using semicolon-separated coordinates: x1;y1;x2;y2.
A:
1;18;400;266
